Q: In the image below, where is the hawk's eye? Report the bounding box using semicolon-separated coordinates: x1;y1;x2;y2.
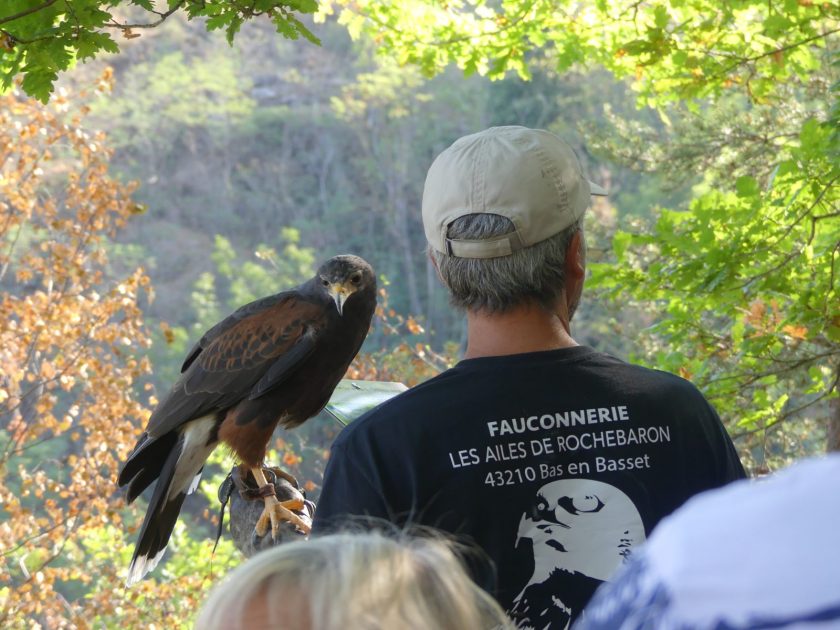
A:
350;274;361;285
321;278;329;287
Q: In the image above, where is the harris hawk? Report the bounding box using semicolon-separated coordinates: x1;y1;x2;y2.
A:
118;255;376;585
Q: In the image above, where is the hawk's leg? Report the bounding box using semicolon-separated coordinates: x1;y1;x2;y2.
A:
251;467;311;537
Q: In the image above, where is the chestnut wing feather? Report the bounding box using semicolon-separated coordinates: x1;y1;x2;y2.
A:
180;293;290;373
248;331;316;400
145;296;327;438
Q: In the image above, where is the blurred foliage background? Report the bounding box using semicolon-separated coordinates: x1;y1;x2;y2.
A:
1;0;837;626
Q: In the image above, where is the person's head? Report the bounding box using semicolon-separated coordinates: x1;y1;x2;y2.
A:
423;126;606;317
195;530;515;630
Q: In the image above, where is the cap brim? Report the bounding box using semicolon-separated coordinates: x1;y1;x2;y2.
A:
589;181;608;196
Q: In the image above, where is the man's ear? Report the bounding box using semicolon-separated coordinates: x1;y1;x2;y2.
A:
427;248;444;283
565;230;586;280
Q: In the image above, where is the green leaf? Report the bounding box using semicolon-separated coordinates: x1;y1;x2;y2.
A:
75;32;119;60
273;16;298;39
735;175;759;198
799;117;824;149
653;6;669;29
623;39;653;55
289;15;320;45
20;65;58;103
295;0;319;12
225;16;244;45
612;231;632;260
763;14;792;35
205;13;234;32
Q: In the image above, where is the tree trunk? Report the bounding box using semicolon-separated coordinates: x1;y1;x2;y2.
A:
828;365;840;452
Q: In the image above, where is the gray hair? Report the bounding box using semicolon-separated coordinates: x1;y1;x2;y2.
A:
430;214;582;313
195;530;515;630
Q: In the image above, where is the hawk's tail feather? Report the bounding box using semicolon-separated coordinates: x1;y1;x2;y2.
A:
119;432;178;504
125;435;186;587
124;416;218;586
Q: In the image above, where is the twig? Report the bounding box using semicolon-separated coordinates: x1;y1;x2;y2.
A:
826;241;840;316
716;28;840;79
742;28;840;64
732;368;840;440
701;350;840;387
0;514;74;558
737;174;840;290
0;0;58;26
345;0;541;48
103;0;186;30
0;27;53;44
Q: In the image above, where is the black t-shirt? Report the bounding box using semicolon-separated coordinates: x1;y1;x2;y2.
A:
312;346;745;629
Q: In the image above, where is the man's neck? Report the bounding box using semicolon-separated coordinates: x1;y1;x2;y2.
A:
463;304;578;359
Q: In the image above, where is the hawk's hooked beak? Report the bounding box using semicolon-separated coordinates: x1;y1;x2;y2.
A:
327;284;350;316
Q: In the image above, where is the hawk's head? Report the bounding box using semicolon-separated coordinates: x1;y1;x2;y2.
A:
316;255;376;316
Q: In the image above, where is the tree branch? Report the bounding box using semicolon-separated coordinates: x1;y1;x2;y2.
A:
344;0;541;48
717;27;840;78
103;0;186;30
0;514;74;559
0;0;58;26
0;27;53;44
738;174;840;290
827;241;840;314
744;27;840;64
701;350;840;387
731;367;840;440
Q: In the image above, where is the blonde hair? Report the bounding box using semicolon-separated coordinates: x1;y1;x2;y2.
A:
195;530;514;630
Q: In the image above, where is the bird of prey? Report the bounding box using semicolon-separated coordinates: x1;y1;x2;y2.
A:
117;255;376;585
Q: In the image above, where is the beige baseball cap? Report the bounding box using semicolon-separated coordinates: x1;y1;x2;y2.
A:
422;126;607;258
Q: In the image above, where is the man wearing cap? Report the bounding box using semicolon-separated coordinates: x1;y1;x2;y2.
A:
313;126;745;629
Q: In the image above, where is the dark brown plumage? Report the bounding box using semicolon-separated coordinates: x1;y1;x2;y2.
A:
117;255;376;584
